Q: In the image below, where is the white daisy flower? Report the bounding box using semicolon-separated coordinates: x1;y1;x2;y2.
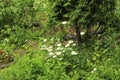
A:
71;51;78;55
43;39;47;42
57;47;63;51
80;32;85;35
4;38;9;42
47;48;53;52
52;55;57;58
56;52;62;55
49;52;54;56
62;21;67;25
91;68;97;73
65;43;70;47
72;43;76;46
68;40;73;44
57;43;62;47
41;45;47;48
48;46;53;49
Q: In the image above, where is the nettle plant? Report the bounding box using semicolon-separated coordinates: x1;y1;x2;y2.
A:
48;0;116;45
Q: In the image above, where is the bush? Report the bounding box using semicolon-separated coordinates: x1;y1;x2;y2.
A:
48;0;116;44
0;0;43;29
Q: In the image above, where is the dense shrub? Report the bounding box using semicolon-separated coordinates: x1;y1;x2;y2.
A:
0;0;43;29
48;0;116;44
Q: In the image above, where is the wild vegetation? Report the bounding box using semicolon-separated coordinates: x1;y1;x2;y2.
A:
0;0;120;80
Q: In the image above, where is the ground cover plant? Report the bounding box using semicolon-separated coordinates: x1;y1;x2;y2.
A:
0;0;120;80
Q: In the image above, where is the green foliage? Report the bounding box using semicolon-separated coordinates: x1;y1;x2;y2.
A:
0;0;120;80
48;0;116;44
0;0;44;29
49;0;116;25
0;34;120;80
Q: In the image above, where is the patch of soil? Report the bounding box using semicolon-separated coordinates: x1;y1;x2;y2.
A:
0;55;14;69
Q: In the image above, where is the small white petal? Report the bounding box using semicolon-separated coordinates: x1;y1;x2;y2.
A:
41;45;47;48
71;51;78;55
53;55;57;58
93;68;97;71
80;32;85;35
24;39;28;43
47;48;53;52
72;43;76;46
62;21;67;25
48;46;53;49
91;68;97;73
56;52;61;55
4;38;9;42
49;52;54;56
57;43;62;47
68;40;73;44
43;39;47;42
57;47;63;51
65;43;70;47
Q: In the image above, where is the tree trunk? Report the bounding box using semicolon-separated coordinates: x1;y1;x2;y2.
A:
75;26;82;45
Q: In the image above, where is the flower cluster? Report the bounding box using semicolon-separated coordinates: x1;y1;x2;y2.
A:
40;38;78;59
65;40;73;47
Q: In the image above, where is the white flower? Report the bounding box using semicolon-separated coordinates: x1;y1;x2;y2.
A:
43;39;47;42
57;43;62;47
65;43;70;47
41;45;47;48
40;47;48;50
53;55;57;58
62;21;67;25
48;46;53;49
4;38;9;42
57;47;63;51
56;52;61;55
71;51;78;55
41;46;53;52
46;46;53;52
40;45;48;50
93;68;97;71
24;39;28;43
40;48;45;50
72;43;76;46
47;48;53;52
80;32;85;35
49;52;54;56
91;68;97;73
68;40;73;44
